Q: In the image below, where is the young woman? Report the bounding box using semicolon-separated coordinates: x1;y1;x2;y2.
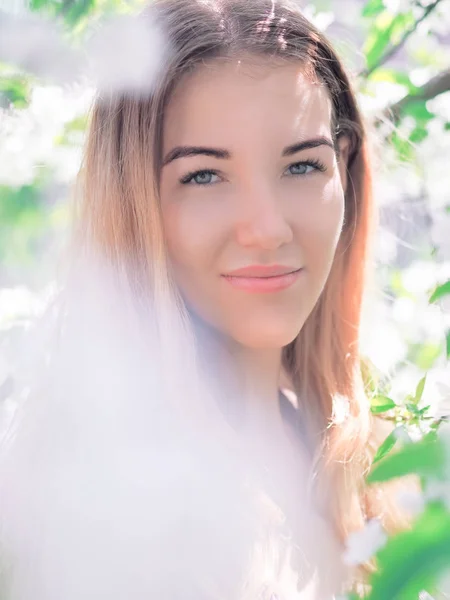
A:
0;0;410;599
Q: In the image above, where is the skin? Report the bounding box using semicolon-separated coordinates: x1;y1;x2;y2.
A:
159;55;349;441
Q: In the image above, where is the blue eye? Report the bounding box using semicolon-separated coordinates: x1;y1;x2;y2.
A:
179;159;326;186
180;170;220;185
289;163;313;175
286;159;326;176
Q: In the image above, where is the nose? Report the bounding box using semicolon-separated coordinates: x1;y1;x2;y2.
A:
234;184;294;250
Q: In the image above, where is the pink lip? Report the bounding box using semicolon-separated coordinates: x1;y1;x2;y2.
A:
221;265;304;293
224;264;302;277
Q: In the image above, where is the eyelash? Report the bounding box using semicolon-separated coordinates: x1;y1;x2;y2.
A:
179;158;327;185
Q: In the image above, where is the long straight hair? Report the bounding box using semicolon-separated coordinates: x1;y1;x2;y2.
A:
74;0;410;591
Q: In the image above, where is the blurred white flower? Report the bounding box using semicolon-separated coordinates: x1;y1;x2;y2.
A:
428;92;450;123
422;375;450;421
431;215;450;259
86;14;169;95
417;5;450;37
405;422;427;442
0;285;55;326
396;488;425;516
394;425;412;444
391;296;416;324
431;382;450;421
342;519;387;566
331;394;350;425
375;227;398;262
0;12;81;84
360;316;407;372
383;0;411;13
0;84;91;186
402;261;438;296
359;80;408;113
302;5;334;32
410;67;437;88
0;287;37;325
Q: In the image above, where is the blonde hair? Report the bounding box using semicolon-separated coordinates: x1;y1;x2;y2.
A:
74;0;411;593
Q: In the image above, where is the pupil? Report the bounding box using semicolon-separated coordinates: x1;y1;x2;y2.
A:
196;172;210;183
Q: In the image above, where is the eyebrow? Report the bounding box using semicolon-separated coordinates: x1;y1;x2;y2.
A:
162;136;334;166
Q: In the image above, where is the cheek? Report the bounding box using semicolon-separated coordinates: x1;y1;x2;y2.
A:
290;179;345;265
162;198;225;273
162;198;235;334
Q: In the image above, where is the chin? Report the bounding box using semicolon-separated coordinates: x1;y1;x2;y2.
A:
231;325;302;349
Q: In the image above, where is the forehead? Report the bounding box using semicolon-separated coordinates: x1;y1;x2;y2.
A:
163;56;334;147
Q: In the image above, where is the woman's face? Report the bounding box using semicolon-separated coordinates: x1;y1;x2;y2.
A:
159;57;349;349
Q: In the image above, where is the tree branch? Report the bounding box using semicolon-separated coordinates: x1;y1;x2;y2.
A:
359;0;445;79
378;68;450;126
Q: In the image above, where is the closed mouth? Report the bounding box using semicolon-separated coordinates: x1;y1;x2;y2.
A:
222;265;303;278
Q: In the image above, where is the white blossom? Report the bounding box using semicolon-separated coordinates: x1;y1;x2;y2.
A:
383;0;411;13
396;488;426;516
302;5;334;32
342;519;387;566
86;15;169;95
394;425;412;444
431;382;450;421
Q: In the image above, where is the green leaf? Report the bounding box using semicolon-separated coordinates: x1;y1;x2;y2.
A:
391;130;415;162
409;126;428;144
401;101;436;148
362;0;385;18
29;0;49;9
364;11;415;72
446;330;450;360
414;375;427;405
407;342;442;370
402;101;436;122
367;436;446;484
63;0;95;26
430;280;450;303
373;429;399;464
29;0;95;26
366;503;450;600
0;185;42;221
360;356;390;397
370;395;397;414
405;402;421;416
0;77;31;109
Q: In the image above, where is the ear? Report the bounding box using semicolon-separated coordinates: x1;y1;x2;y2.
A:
337;136;351;194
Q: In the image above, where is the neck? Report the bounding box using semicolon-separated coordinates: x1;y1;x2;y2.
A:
232;343;284;435
194;318;291;440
